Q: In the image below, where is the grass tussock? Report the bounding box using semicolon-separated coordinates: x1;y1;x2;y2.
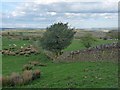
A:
2;69;41;87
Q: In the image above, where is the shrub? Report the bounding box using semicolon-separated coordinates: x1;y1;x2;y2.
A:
33;69;41;79
80;33;97;48
2;70;41;87
22;70;33;84
9;72;23;86
2;76;10;86
103;37;107;40
22;64;33;71
40;22;75;57
22;36;30;40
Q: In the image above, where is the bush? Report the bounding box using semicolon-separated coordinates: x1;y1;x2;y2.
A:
22;70;33;84
103;37;107;40
33;69;41;79
9;72;23;86
2;69;41;87
80;33;97;48
2;76;10;86
41;22;75;57
22;36;30;40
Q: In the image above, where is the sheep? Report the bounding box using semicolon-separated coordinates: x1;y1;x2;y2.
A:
13;44;17;47
9;44;11;47
24;54;29;57
2;45;40;56
20;46;23;49
9;51;16;56
19;52;25;55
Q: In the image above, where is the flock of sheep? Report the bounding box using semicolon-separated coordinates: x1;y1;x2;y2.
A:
1;45;39;56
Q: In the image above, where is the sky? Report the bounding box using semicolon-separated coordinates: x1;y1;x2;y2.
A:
0;0;119;28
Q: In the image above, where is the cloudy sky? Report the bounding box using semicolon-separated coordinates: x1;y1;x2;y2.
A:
0;0;118;28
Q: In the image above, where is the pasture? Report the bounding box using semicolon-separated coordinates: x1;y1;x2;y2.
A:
64;39;116;51
1;30;118;88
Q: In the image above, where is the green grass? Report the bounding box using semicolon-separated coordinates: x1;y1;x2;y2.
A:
64;39;117;51
2;55;118;88
2;37;117;51
2;53;50;76
19;61;117;88
2;37;118;88
2;37;31;49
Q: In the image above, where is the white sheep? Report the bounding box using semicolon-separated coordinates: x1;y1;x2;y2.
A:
13;44;17;47
9;44;11;46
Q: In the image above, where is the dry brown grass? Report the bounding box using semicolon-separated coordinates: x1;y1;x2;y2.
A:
22;70;33;84
2;76;11;86
10;72;23;86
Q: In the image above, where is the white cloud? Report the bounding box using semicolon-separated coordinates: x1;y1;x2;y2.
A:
104;16;112;19
33;17;46;21
64;12;117;19
9;1;117;18
2;1;118;28
2;23;43;28
2;0;119;2
11;11;26;17
47;12;57;16
34;0;64;4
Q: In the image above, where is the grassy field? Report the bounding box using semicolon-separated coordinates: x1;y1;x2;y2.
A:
21;61;118;88
2;35;118;88
2;36;117;51
2;54;118;88
64;39;117;51
2;37;31;49
2;53;49;76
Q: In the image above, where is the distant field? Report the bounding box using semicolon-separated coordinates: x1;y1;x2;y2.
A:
2;36;117;51
2;29;106;38
74;30;106;39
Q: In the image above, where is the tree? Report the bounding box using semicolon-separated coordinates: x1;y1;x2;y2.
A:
80;33;97;48
40;22;75;57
